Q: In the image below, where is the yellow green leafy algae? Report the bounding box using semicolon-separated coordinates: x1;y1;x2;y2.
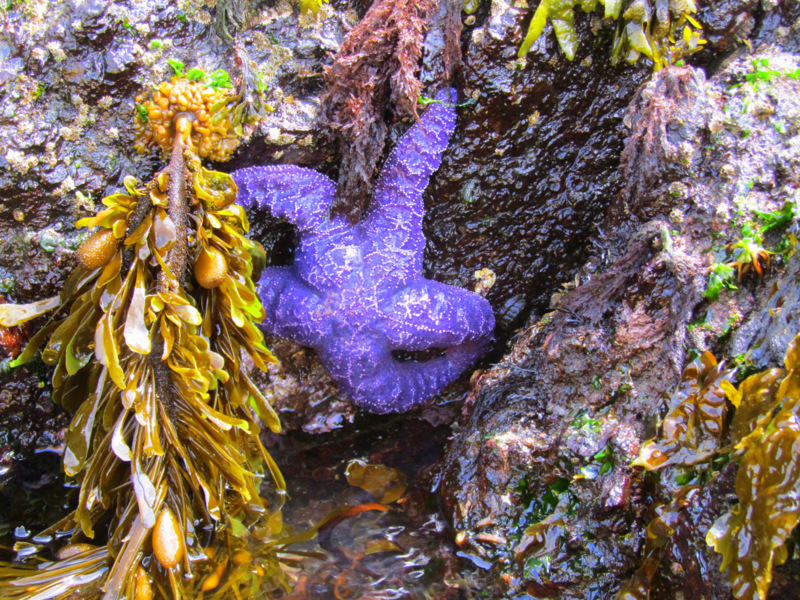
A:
297;0;328;15
633;351;733;470
613;353;732;599
0;67;291;599
624;333;800;600
518;0;706;69
707;334;800;600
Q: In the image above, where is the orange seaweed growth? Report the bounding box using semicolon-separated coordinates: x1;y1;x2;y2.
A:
725;236;772;281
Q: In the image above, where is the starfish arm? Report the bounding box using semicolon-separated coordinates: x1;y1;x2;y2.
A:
319;336;485;414
366;88;457;234
256;266;330;346
231;165;337;234
381;279;495;351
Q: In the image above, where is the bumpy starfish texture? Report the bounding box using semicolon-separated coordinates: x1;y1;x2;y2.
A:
232;88;494;413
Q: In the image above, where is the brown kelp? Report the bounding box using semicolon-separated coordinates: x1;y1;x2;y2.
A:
518;0;706;69
633;351;733;470
707;334;800;600
621;333;800;600
0;68;290;599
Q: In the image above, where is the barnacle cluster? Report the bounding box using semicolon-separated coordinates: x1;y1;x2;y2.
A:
622;333;800;600
0;69;291;599
134;75;239;162
518;0;706;70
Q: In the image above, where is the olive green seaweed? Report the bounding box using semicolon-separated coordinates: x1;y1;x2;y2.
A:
707;334;800;600
633;351;732;470
0;69;291;600
624;332;800;600
518;0;706;70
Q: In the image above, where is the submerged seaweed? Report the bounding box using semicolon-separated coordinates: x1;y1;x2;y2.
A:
0;68;289;599
614;485;701;600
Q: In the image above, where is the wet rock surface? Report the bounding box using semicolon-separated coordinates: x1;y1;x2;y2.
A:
426;0;650;331
0;0;798;598
437;8;800;598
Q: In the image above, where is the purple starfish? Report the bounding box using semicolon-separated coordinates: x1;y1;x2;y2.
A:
231;88;494;413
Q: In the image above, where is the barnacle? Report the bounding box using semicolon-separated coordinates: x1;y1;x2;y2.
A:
134;75;240;162
0;71;290;599
518;0;706;70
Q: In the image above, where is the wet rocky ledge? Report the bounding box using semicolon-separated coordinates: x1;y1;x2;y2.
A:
1;0;799;598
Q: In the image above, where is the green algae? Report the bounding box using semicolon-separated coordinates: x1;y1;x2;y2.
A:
513;477;572;565
519;0;582;61
703;201;795;301
298;0;328;16
463;0;479;15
